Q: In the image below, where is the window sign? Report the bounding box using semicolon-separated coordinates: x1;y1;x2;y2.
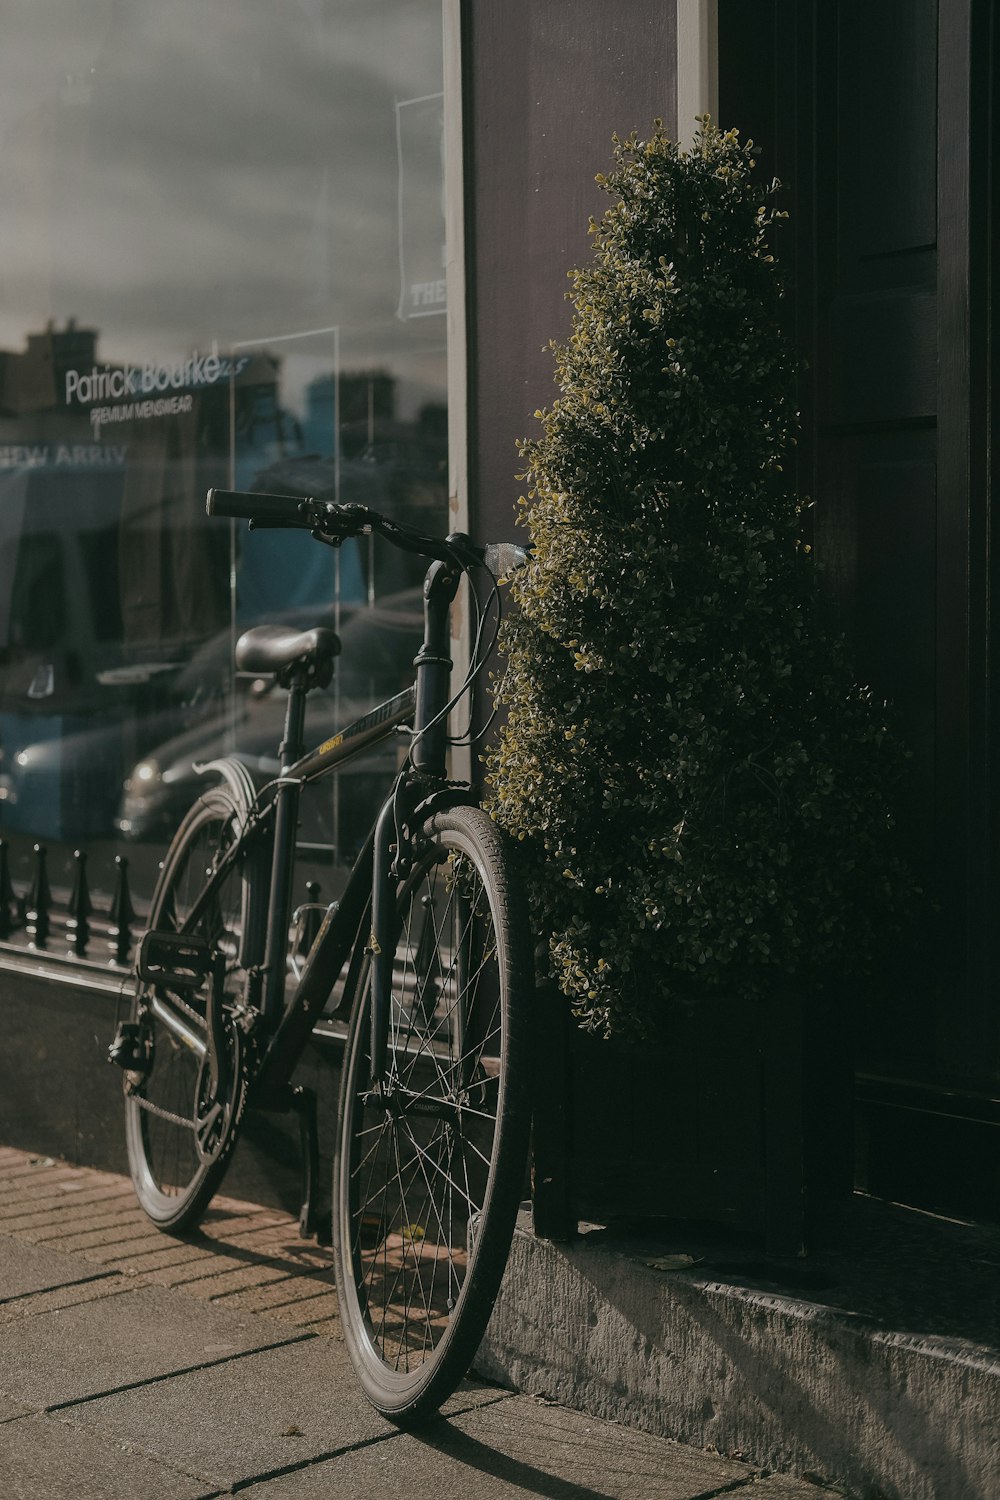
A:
0;1;448;914
396;92;447;319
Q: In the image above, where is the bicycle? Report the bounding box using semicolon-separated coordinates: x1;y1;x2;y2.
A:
109;487;534;1423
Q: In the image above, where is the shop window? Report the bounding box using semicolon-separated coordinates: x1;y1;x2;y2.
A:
0;1;450;905
4;534;66;653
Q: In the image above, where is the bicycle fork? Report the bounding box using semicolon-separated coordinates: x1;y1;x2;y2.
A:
368;797;398;1090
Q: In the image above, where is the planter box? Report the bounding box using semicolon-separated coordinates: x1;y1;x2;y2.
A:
532;986;853;1255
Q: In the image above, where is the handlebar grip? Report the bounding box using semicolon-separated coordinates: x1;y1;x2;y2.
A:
206;488;307;523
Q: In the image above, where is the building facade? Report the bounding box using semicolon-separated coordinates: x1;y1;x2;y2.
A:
0;1;994;1231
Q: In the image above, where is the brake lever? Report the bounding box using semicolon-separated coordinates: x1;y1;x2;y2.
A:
306;500;374;544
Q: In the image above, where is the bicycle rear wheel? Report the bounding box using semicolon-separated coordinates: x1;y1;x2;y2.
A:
123;784;265;1232
333;804;532;1422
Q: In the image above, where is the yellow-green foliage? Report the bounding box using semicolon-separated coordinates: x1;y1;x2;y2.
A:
486;121;912;1039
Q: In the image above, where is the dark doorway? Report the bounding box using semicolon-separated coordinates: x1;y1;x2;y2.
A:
721;0;1000;1225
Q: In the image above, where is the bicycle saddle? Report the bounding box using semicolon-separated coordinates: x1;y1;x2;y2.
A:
235;624;341;687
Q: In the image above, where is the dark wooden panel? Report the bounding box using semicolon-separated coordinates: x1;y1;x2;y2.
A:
827;291;937;426
813;4;943;968
853;448;938;798
568;1015;769;1236
932;0;993;1079
858;1095;1000;1226
722;0;1000;1222
566;989;852;1253
718;0;776;159
835;0;938;268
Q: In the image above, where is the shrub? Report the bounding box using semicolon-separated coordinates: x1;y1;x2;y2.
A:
486;119;913;1040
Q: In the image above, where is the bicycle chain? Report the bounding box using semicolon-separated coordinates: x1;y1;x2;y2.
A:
138;977;255;1035
137;982;206;1031
131;1093;198;1132
131;1059;250;1145
131;986;254;1140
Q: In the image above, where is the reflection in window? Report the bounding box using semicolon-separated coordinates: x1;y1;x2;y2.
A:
0;1;449;909
4;534;66;652
78;528;124;644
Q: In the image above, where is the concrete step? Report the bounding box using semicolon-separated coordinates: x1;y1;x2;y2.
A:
476;1204;1000;1500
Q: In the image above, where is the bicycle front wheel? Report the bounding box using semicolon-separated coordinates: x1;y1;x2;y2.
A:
333;804;532;1422
124;783;265;1232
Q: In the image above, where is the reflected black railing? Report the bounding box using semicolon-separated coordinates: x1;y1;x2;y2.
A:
0;840;136;966
0;840;329;983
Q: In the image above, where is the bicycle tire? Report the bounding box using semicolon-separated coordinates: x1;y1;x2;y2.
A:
333;803;532;1422
124;783;266;1232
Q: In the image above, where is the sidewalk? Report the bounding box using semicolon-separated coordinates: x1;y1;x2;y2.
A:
0;1148;835;1499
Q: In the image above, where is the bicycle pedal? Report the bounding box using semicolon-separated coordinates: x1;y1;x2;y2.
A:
136;929;212;990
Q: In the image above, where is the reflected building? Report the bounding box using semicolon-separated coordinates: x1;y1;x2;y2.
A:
0;1;448;874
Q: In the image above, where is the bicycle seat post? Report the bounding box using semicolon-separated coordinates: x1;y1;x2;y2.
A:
260;670;308;1028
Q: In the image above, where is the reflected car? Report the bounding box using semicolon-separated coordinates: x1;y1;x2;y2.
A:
0;704;199;843
0;620;242;843
116;592;423;855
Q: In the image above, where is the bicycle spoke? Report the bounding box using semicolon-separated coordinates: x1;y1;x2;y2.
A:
335;807;530;1420
125;787;255;1230
357;1117;462;1367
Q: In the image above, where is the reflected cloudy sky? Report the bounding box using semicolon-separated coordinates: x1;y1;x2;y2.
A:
0;0;446;418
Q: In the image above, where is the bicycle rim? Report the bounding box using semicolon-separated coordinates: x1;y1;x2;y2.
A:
334;805;532;1422
124;787;255;1231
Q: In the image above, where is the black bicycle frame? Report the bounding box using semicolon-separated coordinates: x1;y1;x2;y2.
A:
251;554;464;1099
149;552;464;1102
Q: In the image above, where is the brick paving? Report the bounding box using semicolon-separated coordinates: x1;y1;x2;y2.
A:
0;1144;864;1494
0;1146;343;1337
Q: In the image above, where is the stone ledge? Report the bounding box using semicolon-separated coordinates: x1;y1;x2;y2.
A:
476;1210;1000;1500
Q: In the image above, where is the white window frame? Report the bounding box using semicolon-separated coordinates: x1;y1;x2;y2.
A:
676;0;719;146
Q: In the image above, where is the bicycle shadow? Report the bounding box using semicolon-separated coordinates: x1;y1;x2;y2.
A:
415;1402;651;1500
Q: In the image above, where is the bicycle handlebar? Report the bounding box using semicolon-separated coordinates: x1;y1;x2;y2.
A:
208;489;306;524
206;488;528;578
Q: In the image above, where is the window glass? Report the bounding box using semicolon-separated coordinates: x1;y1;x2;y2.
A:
0;0;448;915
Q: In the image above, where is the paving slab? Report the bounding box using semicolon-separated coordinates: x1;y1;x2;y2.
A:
0;1412;206;1499
0;1272;133;1324
68;1335;511;1492
0;1278;312;1410
206;1270;333;1316
747;1476;844;1498
0;1150;340;1333
62;1330;394;1488
240;1393;756;1500
0;1231;120;1302
3;1197;139;1236
0;1147;854;1498
0;1179;135;1216
0;1396;36;1423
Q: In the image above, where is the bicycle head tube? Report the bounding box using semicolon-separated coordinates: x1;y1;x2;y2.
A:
410;559;462;777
